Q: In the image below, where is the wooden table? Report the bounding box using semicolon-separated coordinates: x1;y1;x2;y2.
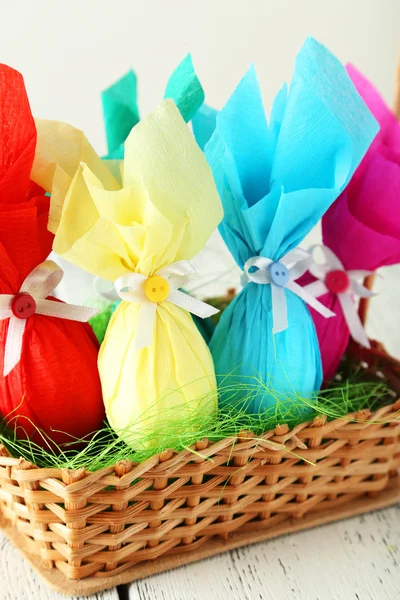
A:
1;503;399;600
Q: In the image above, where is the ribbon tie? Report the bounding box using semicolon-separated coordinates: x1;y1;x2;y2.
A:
304;245;374;348
0;261;99;376
114;260;219;349
242;248;335;334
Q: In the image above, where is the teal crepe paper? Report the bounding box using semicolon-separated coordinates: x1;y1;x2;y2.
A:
101;70;139;160
101;54;204;160
205;37;379;414
164;54;205;123
192;314;215;344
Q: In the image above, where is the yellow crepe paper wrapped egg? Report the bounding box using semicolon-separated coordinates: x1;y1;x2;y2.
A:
31;100;223;448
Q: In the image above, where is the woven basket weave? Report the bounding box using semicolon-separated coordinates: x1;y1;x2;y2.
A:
0;378;399;591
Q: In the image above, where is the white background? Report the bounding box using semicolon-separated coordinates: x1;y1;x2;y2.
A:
0;0;400;354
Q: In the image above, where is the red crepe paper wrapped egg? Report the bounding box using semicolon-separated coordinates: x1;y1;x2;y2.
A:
0;64;104;447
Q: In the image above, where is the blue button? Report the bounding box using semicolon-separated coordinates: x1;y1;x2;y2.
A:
269;261;289;287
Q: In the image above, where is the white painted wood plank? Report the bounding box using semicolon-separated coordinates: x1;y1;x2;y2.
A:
127;551;248;600
228;506;400;600
127;506;400;600
0;533;119;600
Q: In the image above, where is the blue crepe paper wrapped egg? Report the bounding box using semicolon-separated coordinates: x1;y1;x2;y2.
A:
198;37;379;413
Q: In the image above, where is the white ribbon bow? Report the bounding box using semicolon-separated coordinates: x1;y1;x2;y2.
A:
114;260;220;350
304;244;374;349
242;248;335;334
0;261;99;376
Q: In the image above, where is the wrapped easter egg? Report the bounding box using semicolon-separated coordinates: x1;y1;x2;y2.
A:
0;64;104;447
303;64;400;381
32;100;222;447
202;38;378;413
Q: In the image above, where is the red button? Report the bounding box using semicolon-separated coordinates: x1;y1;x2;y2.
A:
11;293;36;320
325;270;350;294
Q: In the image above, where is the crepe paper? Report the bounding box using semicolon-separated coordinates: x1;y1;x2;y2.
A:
89;283;215;346
114;261;219;349
301;64;400;382
32;100;223;447
0;260;98;375
101;70;140;160
0;64;105;448
204;37;378;414
164;53;205;123
0;65;37;203
102;53;204;160
346;64;400;156
193;312;216;344
32;118;119;235
305;245;374;350
241;249;335;333
192;104;217;150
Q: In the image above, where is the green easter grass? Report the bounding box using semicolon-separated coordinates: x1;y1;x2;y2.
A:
0;359;397;472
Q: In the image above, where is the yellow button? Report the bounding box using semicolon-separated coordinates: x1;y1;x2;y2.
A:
144;275;170;303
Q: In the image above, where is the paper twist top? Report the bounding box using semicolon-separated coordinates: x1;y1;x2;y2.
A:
32;99;223;281
202;37;379;269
